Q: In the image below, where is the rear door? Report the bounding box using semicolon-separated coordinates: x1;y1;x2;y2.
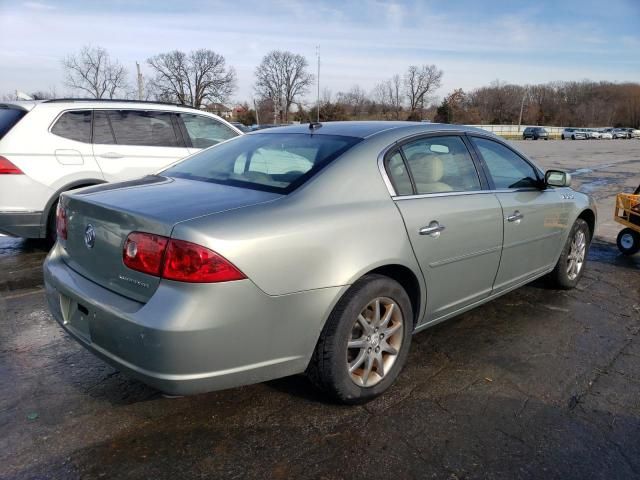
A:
468;135;568;294
386;134;504;322
92;109;191;181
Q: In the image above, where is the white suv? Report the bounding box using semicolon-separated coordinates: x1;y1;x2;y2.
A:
0;99;243;240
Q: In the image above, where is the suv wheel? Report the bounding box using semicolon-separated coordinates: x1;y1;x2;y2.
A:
307;274;413;404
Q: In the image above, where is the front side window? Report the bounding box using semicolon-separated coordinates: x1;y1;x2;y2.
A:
108;110;181;147
51;110;91;143
164;133;361;193
398;136;481;194
179;114;238;148
471;137;539;189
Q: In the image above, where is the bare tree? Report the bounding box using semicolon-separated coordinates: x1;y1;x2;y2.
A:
62;46;128;99
254;50;313;123
336;85;368;118
388;75;404;120
404;64;443;113
147;49;236;108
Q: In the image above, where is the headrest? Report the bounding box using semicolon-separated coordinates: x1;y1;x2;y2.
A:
408;153;444;183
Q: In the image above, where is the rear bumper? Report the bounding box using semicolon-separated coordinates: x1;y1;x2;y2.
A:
0;211;43;237
43;244;344;395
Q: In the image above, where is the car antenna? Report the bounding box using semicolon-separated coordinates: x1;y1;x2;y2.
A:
309;122;322;131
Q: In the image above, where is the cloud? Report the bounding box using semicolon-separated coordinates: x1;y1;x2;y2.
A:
0;0;638;102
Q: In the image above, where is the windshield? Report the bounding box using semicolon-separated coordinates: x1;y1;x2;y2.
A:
163;132;361;193
0;107;27;139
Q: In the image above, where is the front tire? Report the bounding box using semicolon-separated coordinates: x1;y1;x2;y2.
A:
548;219;590;289
617;228;640;255
307;274;413;404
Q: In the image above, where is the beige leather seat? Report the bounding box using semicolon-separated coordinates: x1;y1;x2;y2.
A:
407;153;452;193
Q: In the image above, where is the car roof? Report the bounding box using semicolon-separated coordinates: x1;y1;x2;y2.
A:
248;121;491;139
29;98;215;115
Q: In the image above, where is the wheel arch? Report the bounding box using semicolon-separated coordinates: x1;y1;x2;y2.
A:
577;208;596;239
40;178;107;237
363;264;423;328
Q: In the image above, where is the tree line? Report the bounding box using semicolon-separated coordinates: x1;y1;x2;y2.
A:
8;45;640;128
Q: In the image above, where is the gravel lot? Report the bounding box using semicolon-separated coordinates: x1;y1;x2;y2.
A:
1;139;639;479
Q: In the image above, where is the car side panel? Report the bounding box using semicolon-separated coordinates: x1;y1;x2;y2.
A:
492;189;570;294
393;193;503;321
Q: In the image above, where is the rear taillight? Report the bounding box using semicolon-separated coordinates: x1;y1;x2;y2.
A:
56;203;68;240
123;232;169;276
162;238;246;283
0;156;23;174
122;232;245;283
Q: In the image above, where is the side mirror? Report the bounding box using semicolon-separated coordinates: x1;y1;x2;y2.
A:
545;169;571;188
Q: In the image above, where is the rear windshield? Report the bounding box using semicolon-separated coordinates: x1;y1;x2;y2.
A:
0;107;27;139
163;133;361;193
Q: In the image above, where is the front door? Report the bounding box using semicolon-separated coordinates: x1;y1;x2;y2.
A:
386;135;504;322
468;136;569;294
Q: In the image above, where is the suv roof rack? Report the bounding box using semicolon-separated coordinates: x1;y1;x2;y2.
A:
42;98;201;110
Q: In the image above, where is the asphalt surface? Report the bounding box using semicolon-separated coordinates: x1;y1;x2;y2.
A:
1;140;639;480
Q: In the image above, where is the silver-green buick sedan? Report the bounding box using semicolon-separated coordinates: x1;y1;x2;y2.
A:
44;122;597;403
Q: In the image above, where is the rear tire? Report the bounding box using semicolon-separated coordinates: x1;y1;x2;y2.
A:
617;228;640;255
307;274;413;404
548;219;590;289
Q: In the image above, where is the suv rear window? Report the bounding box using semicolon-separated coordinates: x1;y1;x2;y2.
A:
164;133;361;193
0;107;27;139
51;110;92;143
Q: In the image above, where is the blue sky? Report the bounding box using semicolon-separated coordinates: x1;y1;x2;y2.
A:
1;0;639;103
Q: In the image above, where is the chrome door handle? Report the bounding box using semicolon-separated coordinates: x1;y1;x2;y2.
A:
506;211;524;223
99;152;124;159
419;221;446;237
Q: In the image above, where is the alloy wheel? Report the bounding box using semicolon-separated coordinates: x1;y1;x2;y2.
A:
347;297;403;387
567;229;587;280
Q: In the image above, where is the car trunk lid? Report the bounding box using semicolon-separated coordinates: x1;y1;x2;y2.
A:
60;175;281;303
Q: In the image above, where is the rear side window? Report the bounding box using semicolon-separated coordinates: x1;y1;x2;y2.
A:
0;107;27;139
179;114;238;148
399;136;481;194
471;137;539;189
51;110;92;143
386;150;413;195
108;110;181;147
164;133;361;193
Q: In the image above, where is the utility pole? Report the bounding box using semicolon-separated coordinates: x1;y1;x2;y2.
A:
517;86;528;133
316;45;320;122
254;98;260;126
136;62;144;101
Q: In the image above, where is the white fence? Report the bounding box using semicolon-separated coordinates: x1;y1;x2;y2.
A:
469;124;564;137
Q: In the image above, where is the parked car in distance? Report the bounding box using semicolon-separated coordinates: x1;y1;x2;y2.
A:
612;128;630;139
585;128;601;139
0;99;243;240
599;129;614;140
522;127;548;140
44;121;597;403
230;121;250;133
631;128;640;139
561;128;587;140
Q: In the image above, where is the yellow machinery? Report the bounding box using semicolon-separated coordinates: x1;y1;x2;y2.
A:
614;184;640;255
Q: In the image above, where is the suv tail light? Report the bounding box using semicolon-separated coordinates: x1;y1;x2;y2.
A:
56;203;68;240
123;232;245;283
0;156;23;174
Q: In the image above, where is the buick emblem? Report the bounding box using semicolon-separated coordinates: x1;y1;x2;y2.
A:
84;224;96;249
